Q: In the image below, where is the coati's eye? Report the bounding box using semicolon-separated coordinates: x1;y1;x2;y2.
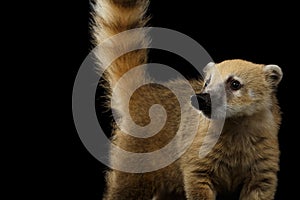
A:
230;79;242;90
204;82;208;88
204;76;211;88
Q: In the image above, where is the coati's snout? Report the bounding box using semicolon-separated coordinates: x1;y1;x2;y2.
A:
191;93;211;118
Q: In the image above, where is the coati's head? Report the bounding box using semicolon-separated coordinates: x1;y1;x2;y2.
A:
191;59;283;119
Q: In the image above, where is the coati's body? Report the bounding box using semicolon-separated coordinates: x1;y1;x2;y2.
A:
92;0;283;199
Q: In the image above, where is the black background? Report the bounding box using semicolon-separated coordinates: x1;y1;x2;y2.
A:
65;1;299;199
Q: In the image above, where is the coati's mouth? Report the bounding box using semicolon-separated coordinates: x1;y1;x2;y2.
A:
190;93;212;118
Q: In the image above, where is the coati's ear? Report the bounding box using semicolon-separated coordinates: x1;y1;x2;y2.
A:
263;64;283;88
203;62;215;74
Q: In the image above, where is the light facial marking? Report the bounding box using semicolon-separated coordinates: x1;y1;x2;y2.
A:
248;89;255;98
233;91;242;97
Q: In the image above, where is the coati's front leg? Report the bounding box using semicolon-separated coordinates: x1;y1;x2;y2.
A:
103;170;153;200
240;141;279;200
183;168;216;200
239;171;278;200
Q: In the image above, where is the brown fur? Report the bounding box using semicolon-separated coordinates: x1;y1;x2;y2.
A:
92;0;282;199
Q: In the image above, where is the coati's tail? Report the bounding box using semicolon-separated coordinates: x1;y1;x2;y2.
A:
92;0;150;87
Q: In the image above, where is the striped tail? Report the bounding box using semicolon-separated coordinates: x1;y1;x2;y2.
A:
92;0;150;88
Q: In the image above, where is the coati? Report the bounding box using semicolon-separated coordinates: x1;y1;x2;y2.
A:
92;0;283;199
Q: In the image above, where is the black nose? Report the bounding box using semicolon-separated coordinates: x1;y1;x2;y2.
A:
191;93;210;108
190;93;211;117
